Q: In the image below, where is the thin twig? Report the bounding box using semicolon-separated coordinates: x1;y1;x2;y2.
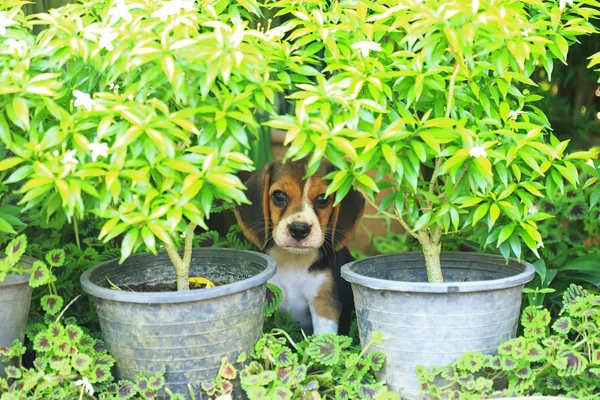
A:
362;192;420;240
55;294;82;323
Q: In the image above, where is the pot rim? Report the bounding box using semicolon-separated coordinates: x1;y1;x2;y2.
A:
341;251;535;293
80;248;276;304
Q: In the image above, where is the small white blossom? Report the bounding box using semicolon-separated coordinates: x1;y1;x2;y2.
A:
109;82;120;91
0;11;16;35
4;38;27;57
351;41;382;57
107;0;135;25
98;28;118;51
52;150;59;157
499;6;506;18
508;109;524;120
73;90;96;112
559;0;573;11
61;149;79;166
88;140;109;161
151;0;195;21
521;28;532;37
469;145;487;158
265;25;286;40
74;377;94;396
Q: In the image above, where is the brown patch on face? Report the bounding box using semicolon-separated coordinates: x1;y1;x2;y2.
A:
312;271;341;321
268;176;303;228
268;160;336;248
306;177;335;234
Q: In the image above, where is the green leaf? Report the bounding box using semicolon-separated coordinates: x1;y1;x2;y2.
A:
41;295;63;316
45;249;65;267
472;203;490;225
413;212;432;232
0;113;11;145
29;261;52;288
356;173;379;192
11;97;30;131
120;228;140;263
0;157;24;172
306;334;340;366
497;224;515;246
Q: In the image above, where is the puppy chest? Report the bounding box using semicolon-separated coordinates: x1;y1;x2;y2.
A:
269;267;326;327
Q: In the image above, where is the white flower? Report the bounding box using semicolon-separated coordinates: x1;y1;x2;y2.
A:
74;377;94;396
521;28;532;37
88;140;109;161
508;109;524;120
4;38;27;57
61;149;79;166
469;145;487;158
499;6;506;18
351;41;382;57
265;25;286;40
98;28;118;51
559;0;573;11
107;0;135;25
73;90;96;112
109;82;120;91
151;0;195;21
0;11;16;35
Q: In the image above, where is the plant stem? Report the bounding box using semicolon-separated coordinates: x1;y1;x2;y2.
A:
165;222;197;292
419;230;443;283
165;245;186;292
73;216;81;250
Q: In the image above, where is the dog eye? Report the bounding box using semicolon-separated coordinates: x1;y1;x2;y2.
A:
271;190;288;206
314;193;331;209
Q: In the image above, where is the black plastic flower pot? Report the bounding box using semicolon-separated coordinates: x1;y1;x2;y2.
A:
0;255;35;378
80;248;276;398
342;252;535;400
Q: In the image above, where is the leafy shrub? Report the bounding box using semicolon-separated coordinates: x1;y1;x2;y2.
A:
0;0;287;291
416;284;600;399
267;0;599;283
0;320;114;399
200;330;398;400
0;235;56;289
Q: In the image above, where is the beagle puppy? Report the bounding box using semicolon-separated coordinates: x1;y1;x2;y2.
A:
234;158;365;335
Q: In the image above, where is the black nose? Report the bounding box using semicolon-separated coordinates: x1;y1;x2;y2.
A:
289;223;311;241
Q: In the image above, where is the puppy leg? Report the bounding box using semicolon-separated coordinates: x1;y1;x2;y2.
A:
309;272;341;334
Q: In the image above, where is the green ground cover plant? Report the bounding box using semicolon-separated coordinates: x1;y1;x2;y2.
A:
417;284;600;399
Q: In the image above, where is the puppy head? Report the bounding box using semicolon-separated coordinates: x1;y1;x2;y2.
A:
234;159;365;254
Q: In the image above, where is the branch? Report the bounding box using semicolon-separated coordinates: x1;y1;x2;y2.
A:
165;244;183;271
428;62;461;198
362;192;420;240
182;222;197;270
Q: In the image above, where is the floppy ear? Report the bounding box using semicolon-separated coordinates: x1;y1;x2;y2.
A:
329;188;365;251
234;163;273;250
